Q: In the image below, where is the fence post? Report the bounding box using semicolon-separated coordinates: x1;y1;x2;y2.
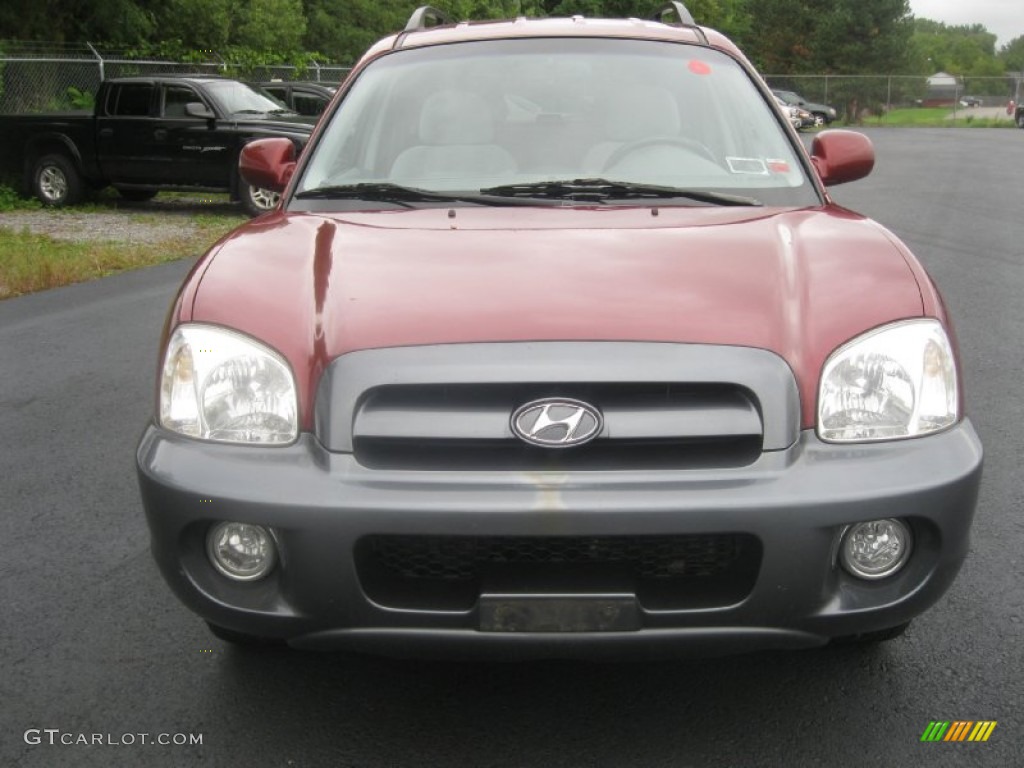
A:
886;76;892;112
823;74;829;104
312;60;321;82
87;42;104;82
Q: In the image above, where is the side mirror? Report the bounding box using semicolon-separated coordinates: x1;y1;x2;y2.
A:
185;102;216;120
240;138;297;193
810;130;874;186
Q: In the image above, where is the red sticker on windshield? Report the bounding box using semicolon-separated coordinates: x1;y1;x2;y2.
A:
688;60;712;75
767;159;791;173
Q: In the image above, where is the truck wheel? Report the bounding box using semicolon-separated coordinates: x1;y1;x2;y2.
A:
1017;112;1024;129
240;181;280;217
115;188;158;202
813;113;826;127
32;154;83;207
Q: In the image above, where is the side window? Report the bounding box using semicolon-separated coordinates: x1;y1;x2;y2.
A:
264;86;288;101
293;93;326;116
164;86;200;118
109;84;154;117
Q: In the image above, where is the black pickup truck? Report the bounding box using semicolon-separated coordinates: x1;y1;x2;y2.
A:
0;76;315;215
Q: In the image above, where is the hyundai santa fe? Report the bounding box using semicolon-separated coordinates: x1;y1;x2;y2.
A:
136;3;983;658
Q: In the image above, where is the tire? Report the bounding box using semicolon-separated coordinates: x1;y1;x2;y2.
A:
831;621;910;646
240;180;281;217
32;153;83;207
1017;112;1024;129
813;113;826;127
206;621;283;647
115;188;158;202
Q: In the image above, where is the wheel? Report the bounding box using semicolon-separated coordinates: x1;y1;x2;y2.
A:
32;153;83;207
240;181;281;216
603;137;718;172
831;621;910;646
115;188;157;202
206;621;283;647
813;113;826;127
1017;112;1024;129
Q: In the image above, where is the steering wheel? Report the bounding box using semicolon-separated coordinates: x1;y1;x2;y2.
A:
603;137;718;171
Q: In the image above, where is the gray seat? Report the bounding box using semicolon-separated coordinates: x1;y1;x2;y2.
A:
390;90;516;184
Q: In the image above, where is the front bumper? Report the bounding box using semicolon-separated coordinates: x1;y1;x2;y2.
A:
137;421;982;658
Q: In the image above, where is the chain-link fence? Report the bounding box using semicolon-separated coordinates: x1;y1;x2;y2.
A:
764;74;1024;123
0;42;351;113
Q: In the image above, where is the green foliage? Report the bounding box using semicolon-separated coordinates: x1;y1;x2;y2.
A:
0;184;40;211
235;0;307;51
909;18;1000;76
156;0;233;50
0;0;1017;76
745;0;912;74
66;86;94;110
998;35;1024;73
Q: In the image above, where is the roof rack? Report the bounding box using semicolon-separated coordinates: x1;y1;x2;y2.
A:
404;6;453;32
650;2;708;45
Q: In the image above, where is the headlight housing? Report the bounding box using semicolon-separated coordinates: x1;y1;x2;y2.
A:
159;324;298;444
818;319;958;442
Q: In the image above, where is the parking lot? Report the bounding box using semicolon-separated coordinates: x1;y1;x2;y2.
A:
1;127;1021;767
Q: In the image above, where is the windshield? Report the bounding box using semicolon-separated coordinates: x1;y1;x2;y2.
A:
204;80;293;115
296;38;818;208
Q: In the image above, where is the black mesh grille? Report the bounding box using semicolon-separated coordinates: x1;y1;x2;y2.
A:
357;533;762;611
365;534;747;581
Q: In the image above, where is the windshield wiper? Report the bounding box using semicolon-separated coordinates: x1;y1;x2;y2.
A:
293;182;549;206
479;178;762;207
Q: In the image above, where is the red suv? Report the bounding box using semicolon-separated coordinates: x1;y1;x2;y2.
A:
137;3;982;657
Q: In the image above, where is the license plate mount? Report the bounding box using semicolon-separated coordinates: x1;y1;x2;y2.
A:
478;594;640;633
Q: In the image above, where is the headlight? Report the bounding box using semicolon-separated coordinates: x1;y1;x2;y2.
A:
818;319;958;442
159;324;298;444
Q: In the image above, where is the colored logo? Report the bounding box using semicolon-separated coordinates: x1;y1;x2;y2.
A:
920;721;997;742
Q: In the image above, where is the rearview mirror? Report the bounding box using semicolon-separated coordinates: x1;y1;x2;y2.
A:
810;130;874;186
240;138;297;193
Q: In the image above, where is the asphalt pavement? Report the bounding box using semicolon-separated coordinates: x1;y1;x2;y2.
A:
1;127;1021;767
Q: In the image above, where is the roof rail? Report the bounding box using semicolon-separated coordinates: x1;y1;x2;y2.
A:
650;2;708;45
404;6;453;32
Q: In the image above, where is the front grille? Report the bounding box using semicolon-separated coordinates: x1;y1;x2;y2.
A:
356;533;762;611
352;382;763;471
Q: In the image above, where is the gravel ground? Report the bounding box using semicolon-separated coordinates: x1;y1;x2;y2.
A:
0;196;242;243
0;211;203;243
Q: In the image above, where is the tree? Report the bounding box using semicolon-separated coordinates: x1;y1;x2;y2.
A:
746;0;911;74
908;19;1000;76
235;0;307;51
157;0;232;51
999;35;1024;73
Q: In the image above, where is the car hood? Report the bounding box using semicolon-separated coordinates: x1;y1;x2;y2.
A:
188;206;927;429
228;114;316;135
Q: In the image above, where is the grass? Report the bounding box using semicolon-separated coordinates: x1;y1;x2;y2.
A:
0;197;244;299
869;107;1015;127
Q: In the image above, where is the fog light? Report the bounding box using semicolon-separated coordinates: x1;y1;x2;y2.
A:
206;522;277;581
840;518;912;580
